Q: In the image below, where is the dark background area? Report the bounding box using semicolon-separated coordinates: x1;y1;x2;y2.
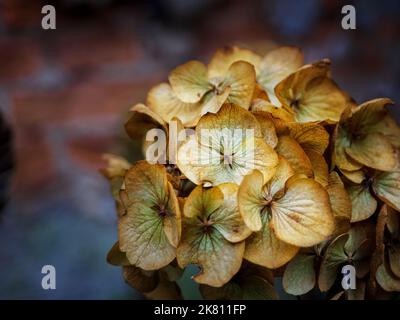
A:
0;0;399;299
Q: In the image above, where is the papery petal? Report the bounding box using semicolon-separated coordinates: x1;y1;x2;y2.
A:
347;185;377;222
244;212;299;269
123;266;159;293
376;263;400;292
373;168;400;211
223;61;256;109
210;183;252;243
147;83;204;127
287;122;329;155
238;170;265;231
318;234;349;292
177;224;244;287
283;254;316;295
208;46;261;78
326;172;352;229
345;133;397;172
119;161;180;270
125;103;167;140
271;177;335;247
306;149;329;187
258;47;303;106
253;111;278;148
275;61;350;123
276;136;313;177
169;60;211;103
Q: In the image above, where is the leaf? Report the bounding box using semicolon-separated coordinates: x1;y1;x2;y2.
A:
169;60;211;103
283;254;316;295
347;185;377;222
271;177;335;247
119;161;181;270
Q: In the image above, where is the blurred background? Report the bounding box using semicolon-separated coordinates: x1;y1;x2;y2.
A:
0;0;399;299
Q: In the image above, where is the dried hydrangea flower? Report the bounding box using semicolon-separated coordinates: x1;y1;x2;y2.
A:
176;184;250;287
275;60;351;123
168;58;256;120
200;261;277;300
275;122;329;179
103;44;400;299
346;162;400;222
118;161;181;270
177;103;278;186
334;98;400;172
238;157;335;269
318;222;373;292
256;46;304;106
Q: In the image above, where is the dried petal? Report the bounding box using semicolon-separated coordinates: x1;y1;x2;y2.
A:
283;254;316;295
119;161;181;270
169;60;211;103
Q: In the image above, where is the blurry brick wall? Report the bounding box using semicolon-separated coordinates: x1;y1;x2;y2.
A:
0;0;399;215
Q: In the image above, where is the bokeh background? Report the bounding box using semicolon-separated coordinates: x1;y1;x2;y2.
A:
0;0;399;299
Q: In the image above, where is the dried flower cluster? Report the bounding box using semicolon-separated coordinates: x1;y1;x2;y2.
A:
102;46;400;300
